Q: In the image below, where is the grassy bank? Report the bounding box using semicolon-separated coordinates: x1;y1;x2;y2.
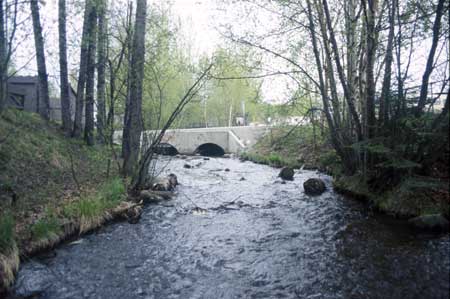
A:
241;125;449;219
0;109;131;292
240;125;339;173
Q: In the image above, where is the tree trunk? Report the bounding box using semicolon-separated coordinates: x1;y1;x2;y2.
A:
362;0;378;138
321;0;363;141
378;0;396;127
96;0;106;142
416;0;446;116
0;0;6;114
30;0;50;121
121;1;134;158
122;0;147;176
84;4;97;146
73;0;93;137
307;0;356;174
58;0;72;134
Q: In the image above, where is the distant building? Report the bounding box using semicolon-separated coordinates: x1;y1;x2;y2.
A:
6;76;78;122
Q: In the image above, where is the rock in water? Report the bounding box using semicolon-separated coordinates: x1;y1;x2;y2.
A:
278;167;294;181
408;214;449;232
168;173;178;187
303;178;326;195
183;163;192;169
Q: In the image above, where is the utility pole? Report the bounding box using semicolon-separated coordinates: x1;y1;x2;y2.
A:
241;99;246;126
203;96;207;127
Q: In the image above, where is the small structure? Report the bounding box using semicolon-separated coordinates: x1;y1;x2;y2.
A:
6;76;77;122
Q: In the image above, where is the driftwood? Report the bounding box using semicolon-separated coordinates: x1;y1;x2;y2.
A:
139;190;174;203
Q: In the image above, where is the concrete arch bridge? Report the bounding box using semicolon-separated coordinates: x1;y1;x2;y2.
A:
128;126;270;156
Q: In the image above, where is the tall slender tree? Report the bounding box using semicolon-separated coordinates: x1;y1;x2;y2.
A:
0;0;7;113
122;0;147;176
73;0;94;137
96;0;107;142
58;0;72;134
416;0;446;116
30;0;50;121
84;3;98;145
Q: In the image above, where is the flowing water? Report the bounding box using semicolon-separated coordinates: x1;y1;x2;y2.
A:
11;157;450;299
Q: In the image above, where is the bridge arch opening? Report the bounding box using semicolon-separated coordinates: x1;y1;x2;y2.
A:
153;143;179;156
195;143;225;157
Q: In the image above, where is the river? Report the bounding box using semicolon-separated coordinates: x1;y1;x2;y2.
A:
11;156;450;298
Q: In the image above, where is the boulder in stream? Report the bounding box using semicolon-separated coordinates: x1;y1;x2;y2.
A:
408;214;449;232
303;178;326;195
278;167;294;181
183;163;192;169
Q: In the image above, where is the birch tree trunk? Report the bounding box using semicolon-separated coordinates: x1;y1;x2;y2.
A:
122;0;147;176
84;4;97;146
58;0;72;134
30;0;50;121
362;0;378;139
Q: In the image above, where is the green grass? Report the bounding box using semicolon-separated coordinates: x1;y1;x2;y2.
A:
63;177;125;219
241;125;332;170
0;109;117;213
31;216;61;241
0;212;15;254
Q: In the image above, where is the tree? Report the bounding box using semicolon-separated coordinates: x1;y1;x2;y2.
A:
96;0;107;142
0;0;8;113
30;0;50;121
84;1;98;146
416;0;446;116
73;0;94;137
122;0;147;176
58;0;72;134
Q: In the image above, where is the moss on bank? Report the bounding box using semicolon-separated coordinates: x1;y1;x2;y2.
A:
334;175;449;218
0;109;129;292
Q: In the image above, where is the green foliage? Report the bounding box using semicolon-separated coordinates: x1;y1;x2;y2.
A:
0;212;15;253
31;216;61;241
0;109;116;213
318;150;343;176
100;177;126;204
63;177;125;219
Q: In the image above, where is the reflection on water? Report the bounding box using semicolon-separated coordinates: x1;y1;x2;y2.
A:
11;157;450;299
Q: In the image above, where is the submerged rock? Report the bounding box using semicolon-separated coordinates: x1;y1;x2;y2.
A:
303;178;326;195
126;205;143;224
408;214;449;232
225;168;230;172
183;163;192;169
278;167;294;181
